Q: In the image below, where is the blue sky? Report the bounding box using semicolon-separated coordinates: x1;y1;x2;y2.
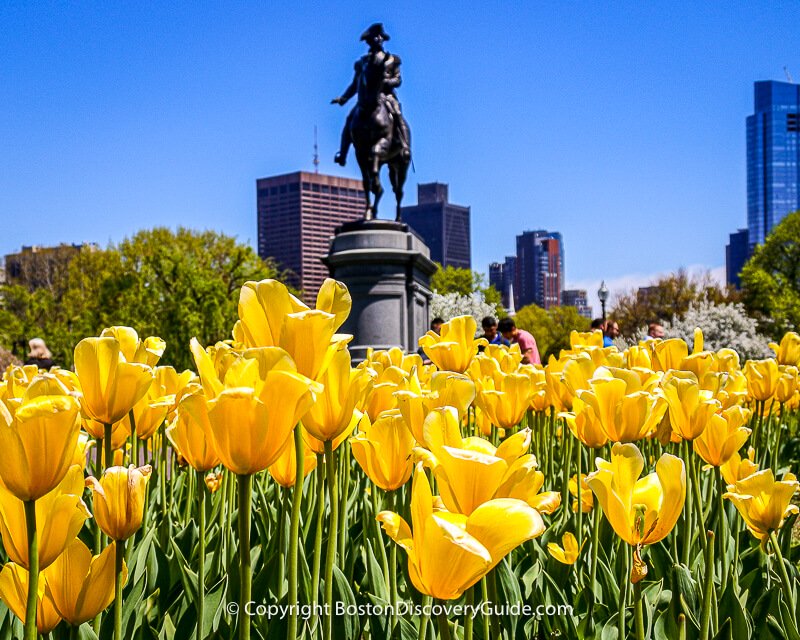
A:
1;2;798;309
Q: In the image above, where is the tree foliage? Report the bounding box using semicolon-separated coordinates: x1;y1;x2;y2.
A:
0;227;276;370
513;304;591;361
430;264;502;309
741;210;800;338
610;269;735;337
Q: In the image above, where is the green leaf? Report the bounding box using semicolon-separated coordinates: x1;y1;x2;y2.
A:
332;565;361;640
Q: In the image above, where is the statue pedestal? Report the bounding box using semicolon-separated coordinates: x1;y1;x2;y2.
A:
323;220;436;361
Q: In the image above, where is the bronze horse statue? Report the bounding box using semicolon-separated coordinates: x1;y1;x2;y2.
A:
332;23;412;221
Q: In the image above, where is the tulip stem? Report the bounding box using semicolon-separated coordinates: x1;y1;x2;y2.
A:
389;490;398;634
277;487;286;598
418;595;431;640
197;470;206;640
714;467;728;594
104;423;113;469
700;531;714;640
237;474;252;640
338;439;350;562
770;530;797;624
633;579;645;640
23;500;38;640
480;578;490;639
687;451;708;553
70;625;79;640
288;426;304;640
576;442;583;558
464;585;474;640
618;544;629;640
113;540;125;640
323;439;338;640
371;487;390;593
312;453;325;613
436;601;452;640
486;568;501;639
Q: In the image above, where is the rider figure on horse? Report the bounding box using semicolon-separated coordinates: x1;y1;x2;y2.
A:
331;23;411;167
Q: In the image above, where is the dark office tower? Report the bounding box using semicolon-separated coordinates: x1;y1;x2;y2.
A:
562;289;593;319
747;81;800;249
489;256;518;309
515;230;564;309
401;183;471;269
726;228;750;288
256;171;365;300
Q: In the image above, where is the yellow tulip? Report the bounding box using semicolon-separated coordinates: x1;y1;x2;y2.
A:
0;563;61;633
302;416;358;454
769;332;800;366
233;278;352;379
649;338;689;372
561;397;609;449
693;406;752;467
776;366;799;404
0;465;90;570
268;433;318;488
85;465;152;541
569;474;593;513
0;391;81;502
544;354;574;412
205;470;224;494
44;539;124;625
154;365;197;413
724;470;799;543
190;341;321;475
365;346;423;375
661;373;721;441
418;315;486;373
717;370;748;410
625;345;652;369
474;370;535;429
377;465;545;600
395;371;476;443
303;348;373;442
122;385;172;441
100;326;166;367
562;353;600;397
482;342;524;372
166;386;220;472
364;365;405;422
586;443;685;546
547;531;583;564
576;368;666;443
720;448;759;486
743;358;780;402
74;336;154;425
570;330;604;349
418;408;559;515
351;412;414;491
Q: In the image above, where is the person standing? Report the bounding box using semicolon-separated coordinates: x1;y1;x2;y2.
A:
481;316;508;346
24;337;55;369
603;321;620;347
498;317;541;365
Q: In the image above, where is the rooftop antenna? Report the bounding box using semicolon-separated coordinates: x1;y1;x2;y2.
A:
785;66;794;83
313;125;320;173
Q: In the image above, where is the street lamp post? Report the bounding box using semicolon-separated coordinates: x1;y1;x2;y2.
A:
598;281;609;321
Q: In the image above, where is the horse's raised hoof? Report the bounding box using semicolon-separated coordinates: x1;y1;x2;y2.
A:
334;152;346;167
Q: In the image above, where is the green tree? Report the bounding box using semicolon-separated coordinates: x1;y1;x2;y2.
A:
0;227;277;370
513;304;591;360
430;264;503;311
741;210;800;338
610;269;735;337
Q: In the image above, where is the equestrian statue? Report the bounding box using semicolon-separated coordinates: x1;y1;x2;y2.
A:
331;23;412;221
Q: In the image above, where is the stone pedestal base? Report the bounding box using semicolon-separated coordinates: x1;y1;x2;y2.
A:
323;220;436;361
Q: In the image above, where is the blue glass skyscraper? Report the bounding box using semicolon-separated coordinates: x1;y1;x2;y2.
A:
746;80;800;248
727;80;800;286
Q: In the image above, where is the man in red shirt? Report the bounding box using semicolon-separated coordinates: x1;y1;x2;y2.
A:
497;317;541;365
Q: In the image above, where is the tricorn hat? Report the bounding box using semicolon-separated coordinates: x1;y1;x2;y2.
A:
360;23;390;42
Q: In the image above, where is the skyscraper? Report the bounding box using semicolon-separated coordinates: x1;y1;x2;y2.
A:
727;80;800;286
489;255;517;310
401;183;471;269
515;230;564;309
256;171;365;300
561;289;593;319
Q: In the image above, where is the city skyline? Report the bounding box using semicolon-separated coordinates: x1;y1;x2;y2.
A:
2;3;799;314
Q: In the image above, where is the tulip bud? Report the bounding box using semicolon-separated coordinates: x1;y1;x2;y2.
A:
85;465;152;541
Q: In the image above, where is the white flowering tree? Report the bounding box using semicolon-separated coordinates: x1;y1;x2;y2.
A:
429;291;499;326
630;300;772;360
